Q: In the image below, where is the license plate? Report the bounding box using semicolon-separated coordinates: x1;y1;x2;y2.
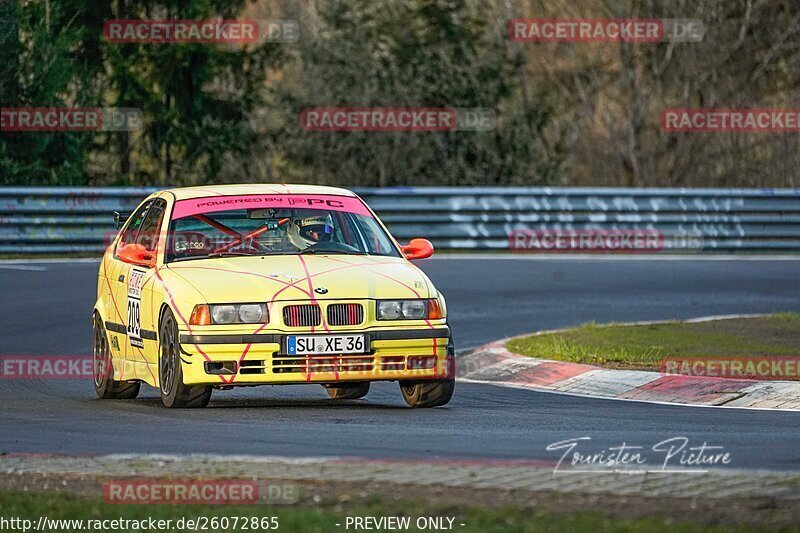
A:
287;334;367;355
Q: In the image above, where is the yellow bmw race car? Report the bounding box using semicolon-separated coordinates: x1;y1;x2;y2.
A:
92;184;455;408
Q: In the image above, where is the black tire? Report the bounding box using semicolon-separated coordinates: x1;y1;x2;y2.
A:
399;379;454;408
159;309;211;408
324;382;370;400
93;313;140;399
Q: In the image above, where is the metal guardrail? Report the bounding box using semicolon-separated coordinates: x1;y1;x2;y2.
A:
1;186;800;254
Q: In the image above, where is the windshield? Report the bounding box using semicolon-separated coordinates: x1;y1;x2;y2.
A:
165;194;401;262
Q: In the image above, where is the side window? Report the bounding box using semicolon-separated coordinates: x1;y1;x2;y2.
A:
135;200;167;252
359;216;395;255
334;212;366;250
116;200;152;254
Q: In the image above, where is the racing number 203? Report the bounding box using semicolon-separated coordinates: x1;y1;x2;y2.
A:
126;299;140;338
126;268;147;349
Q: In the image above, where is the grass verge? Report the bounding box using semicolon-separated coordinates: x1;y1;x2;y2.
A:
505;313;800;370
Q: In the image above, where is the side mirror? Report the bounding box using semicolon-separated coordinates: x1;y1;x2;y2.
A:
401;238;434;260
118;243;155;267
113;211;131;230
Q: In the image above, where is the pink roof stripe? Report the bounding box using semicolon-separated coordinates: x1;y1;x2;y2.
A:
171;193;372;219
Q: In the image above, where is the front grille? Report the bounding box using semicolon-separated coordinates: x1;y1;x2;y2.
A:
272;354;375;374
283;304;321;327
380;356;406;371
327;303;364;326
239;360;266;375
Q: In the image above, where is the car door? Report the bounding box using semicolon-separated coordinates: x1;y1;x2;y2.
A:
110;199;153;364
128;198;166;365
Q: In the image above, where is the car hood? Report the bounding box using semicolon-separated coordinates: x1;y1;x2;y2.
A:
165;254;435;303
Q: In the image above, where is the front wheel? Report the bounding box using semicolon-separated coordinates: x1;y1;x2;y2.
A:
324;382;370;400
159;309;211;408
399;380;454;408
93;313;140;399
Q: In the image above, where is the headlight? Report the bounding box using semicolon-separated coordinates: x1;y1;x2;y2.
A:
377;301;403;320
238;304;265;323
190;304;268;325
211;305;237;324
377;299;442;320
400;300;426;319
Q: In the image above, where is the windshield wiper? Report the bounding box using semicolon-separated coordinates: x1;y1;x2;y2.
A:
206;251;256;258
300;248;366;255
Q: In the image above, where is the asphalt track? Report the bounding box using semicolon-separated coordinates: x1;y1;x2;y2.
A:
1;256;800;469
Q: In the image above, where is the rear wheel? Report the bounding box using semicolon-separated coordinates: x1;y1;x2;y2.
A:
93;314;140;399
159;309;211;408
399;380;454;408
325;382;370;400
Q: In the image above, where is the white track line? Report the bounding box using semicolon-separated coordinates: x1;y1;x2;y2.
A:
0;258;99;265
0;264;48;271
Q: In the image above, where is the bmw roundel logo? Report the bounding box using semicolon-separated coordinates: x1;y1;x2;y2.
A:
314;287;329;294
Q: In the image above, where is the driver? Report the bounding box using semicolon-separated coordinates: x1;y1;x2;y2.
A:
286;214;335;250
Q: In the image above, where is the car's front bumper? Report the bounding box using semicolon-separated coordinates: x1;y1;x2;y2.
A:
178;326;454;385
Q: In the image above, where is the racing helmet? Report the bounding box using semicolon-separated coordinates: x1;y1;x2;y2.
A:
287;215;335;249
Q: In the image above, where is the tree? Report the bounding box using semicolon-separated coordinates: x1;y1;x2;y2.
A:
269;0;565;187
0;0;108;185
0;0;285;186
101;0;286;185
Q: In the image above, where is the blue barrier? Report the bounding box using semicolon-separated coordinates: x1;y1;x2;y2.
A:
1;186;799;254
